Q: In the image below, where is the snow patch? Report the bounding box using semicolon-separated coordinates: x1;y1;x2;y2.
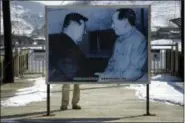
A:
1;77;52;107
151;39;174;45
126;74;183;106
151;74;182;82
33;37;46;40
151;39;181;51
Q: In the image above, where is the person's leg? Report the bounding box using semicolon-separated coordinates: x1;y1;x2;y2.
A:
60;84;70;110
72;84;81;109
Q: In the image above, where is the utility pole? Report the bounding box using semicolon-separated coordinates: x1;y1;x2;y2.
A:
181;0;184;81
2;0;14;83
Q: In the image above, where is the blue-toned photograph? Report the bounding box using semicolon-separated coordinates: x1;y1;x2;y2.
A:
46;6;150;83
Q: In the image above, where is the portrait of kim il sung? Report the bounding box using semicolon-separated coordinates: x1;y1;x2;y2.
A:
46;5;151;84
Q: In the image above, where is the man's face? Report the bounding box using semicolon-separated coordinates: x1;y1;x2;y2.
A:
71;20;86;43
111;11;129;36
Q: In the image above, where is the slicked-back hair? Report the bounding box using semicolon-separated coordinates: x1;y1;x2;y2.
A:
116;8;136;26
62;13;88;29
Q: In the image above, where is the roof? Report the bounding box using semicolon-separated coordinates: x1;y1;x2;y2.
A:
170;18;181;28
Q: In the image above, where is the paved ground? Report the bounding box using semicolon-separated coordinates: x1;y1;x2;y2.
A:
1;75;184;123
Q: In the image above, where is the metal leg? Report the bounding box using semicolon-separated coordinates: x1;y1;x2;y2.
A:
43;84;55;116
47;84;50;116
143;84;156;116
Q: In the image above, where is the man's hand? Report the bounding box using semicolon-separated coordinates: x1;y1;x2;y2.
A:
94;72;103;76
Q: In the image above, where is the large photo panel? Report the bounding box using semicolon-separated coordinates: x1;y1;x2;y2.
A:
45;5;151;84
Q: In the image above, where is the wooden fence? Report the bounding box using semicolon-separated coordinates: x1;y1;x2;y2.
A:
151;43;182;77
0;49;29;81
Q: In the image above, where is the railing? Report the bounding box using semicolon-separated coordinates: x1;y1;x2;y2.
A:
0;48;29;81
25;46;45;75
151;43;180;77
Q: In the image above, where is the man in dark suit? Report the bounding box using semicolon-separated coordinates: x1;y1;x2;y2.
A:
48;13;89;110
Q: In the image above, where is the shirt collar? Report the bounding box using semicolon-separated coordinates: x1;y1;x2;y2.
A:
117;27;135;42
62;32;79;44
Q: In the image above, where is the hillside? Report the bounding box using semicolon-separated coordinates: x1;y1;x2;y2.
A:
0;1;45;37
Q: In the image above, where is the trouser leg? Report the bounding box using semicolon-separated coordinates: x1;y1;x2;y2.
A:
72;84;80;106
61;84;70;107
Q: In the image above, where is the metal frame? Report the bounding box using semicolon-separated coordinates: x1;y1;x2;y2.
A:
44;4;155;117
45;5;152;84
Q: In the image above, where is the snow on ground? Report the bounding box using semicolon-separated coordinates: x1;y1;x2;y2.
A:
151;39;174;45
33;37;46;40
151;74;182;82
1;77;52;107
151;39;174;49
1;74;183;107
126;74;183;106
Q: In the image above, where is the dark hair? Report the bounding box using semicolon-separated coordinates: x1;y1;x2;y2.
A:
63;13;88;29
116;8;136;26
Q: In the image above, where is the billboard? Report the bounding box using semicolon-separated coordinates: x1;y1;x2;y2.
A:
45;5;151;84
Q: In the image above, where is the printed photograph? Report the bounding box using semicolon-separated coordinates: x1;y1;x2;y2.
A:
46;6;150;83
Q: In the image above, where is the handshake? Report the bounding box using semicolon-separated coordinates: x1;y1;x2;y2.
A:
94;72;103;76
94;72;116;82
94;72;105;82
94;72;126;82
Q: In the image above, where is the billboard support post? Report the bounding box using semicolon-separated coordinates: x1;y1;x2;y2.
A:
143;84;156;116
47;84;50;116
43;84;55;116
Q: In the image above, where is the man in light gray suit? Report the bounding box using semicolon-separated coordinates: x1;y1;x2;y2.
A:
96;8;148;82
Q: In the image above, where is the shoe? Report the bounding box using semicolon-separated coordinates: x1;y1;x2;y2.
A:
72;105;81;110
60;105;68;110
